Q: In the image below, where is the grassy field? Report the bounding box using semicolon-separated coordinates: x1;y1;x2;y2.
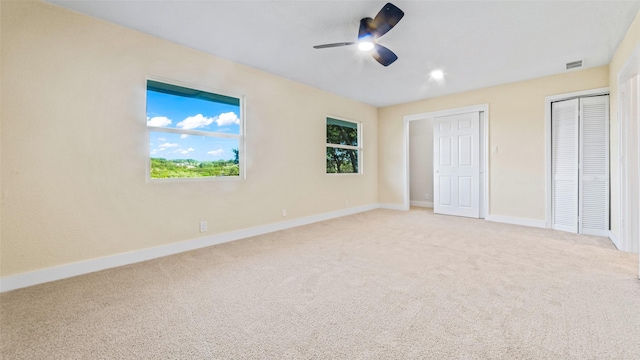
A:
150;158;239;178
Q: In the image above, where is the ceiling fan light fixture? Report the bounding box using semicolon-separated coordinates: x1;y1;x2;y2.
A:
313;2;404;66
358;40;375;51
357;34;375;51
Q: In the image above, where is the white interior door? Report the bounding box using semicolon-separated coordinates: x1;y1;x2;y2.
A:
551;99;580;233
433;112;480;218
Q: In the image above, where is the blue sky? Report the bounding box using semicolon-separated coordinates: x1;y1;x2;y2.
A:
147;90;240;162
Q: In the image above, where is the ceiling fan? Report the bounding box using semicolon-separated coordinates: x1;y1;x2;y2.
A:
313;2;404;67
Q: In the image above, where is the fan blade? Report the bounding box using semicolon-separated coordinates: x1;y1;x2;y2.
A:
358;17;373;38
372;44;398;66
313;42;355;49
370;2;404;39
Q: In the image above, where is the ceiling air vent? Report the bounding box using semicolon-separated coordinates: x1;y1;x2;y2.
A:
566;60;583;70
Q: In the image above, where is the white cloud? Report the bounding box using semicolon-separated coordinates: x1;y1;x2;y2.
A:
177;114;214;130
158;137;167;141
159;142;179;150
215;112;240;126
179;148;195;155
180;134;189;139
147;116;172;127
208;149;225;156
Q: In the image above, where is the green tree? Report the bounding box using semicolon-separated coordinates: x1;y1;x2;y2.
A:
326;123;358;173
232;148;239;165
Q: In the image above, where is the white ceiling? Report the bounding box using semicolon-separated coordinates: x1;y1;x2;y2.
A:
46;0;640;107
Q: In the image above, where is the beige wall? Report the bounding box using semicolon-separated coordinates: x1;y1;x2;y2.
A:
409;120;434;204
378;66;610;220
2;1;638;280
609;9;640;239
0;1;378;276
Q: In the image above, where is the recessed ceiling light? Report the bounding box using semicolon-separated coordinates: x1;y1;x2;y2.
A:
430;69;444;81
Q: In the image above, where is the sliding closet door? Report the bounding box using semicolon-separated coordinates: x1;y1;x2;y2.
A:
552;99;580;233
579;96;609;236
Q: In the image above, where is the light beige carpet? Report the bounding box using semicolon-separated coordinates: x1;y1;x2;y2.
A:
1;208;639;359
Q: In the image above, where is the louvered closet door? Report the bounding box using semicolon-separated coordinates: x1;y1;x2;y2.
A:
579;95;609;236
552;99;580;233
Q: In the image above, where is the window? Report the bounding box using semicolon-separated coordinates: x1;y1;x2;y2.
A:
326;117;361;174
146;80;243;179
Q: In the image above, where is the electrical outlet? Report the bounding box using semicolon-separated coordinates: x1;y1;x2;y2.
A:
425;193;431;200
282;208;287;217
199;220;208;233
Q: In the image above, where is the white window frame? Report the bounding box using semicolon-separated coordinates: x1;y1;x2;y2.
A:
325;116;362;175
145;76;245;182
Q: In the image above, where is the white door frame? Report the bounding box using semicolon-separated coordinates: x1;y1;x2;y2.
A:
544;87;610;229
617;43;640;277
403;104;489;217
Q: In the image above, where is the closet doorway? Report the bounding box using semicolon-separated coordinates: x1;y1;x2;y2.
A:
403;104;488;217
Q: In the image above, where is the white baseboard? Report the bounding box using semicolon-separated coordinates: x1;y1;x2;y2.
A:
410;201;433;208
485;214;547;229
0;204;379;293
378;203;409;211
